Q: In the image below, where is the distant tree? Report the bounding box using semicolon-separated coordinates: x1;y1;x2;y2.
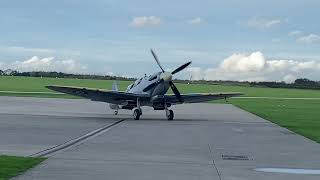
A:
294;78;317;86
294;78;320;87
0;70;3;75
10;70;19;76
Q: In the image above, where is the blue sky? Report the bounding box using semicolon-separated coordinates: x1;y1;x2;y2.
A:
0;0;320;82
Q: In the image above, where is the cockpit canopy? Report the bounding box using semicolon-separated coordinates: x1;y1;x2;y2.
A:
126;83;134;91
126;72;161;92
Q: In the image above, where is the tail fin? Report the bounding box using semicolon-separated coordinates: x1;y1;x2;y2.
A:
112;81;119;91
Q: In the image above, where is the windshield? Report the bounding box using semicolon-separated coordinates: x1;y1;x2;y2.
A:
126;83;134;91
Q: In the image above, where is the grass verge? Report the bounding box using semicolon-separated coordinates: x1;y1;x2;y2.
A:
230;98;320;143
0;155;45;180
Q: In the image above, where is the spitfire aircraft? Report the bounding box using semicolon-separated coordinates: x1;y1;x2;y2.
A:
46;49;242;120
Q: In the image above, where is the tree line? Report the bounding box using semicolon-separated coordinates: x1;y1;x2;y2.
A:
0;69;134;81
250;78;320;90
1;69;319;90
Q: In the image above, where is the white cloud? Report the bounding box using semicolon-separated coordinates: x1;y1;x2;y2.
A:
219;52;266;72
1;56;87;73
247;17;282;29
271;38;280;43
297;34;320;44
186;67;204;80
129;16;162;28
283;74;296;83
187;17;204;25
187;52;320;82
0;46;55;54
289;30;302;36
172;49;209;57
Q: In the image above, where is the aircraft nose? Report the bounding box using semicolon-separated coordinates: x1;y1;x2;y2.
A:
161;72;172;82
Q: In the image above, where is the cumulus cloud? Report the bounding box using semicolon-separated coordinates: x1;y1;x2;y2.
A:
271;38;280;43
187;52;320;82
247;17;282;29
187;17;204;25
186;67;204;80
219;52;266;72
1;56;87;73
289;30;302;36
129;16;162;28
282;74;296;83
7;46;55;53
297;34;320;44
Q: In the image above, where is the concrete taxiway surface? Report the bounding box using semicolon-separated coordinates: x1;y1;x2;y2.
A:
0;96;319;180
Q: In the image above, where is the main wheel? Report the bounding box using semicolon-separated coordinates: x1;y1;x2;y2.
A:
167;110;174;120
133;109;141;120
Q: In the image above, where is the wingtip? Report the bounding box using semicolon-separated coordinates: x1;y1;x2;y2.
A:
45;85;59;90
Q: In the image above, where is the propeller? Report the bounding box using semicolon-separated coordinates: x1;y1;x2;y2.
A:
151;49;165;72
172;61;192;75
148;49;192;103
169;81;182;102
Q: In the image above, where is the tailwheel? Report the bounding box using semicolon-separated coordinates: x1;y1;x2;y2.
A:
114;110;118;115
166;110;174;121
133;108;142;120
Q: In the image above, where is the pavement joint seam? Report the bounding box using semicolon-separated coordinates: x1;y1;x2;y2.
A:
29;119;126;157
208;144;222;180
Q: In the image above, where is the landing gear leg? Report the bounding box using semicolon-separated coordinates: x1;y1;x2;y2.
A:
164;104;174;121
133;97;142;120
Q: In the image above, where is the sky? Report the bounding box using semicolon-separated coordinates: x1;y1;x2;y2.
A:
0;0;320;82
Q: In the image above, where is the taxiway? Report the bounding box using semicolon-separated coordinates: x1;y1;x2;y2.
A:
0;96;319;180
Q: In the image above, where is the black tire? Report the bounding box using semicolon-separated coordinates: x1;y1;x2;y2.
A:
133;109;141;120
167;110;174;120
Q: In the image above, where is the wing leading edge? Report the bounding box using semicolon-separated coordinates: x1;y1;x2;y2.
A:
47;85;242;105
46;85;149;104
163;92;243;104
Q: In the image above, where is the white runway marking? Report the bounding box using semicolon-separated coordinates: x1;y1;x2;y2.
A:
255;168;320;175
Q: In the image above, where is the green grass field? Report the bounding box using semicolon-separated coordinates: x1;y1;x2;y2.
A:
0;76;320;177
1;76;320;98
230;98;320;143
0;155;45;180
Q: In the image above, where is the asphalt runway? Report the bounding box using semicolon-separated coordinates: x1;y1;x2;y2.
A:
0;96;320;180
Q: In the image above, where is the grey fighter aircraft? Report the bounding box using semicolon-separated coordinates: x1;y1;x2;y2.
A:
46;49;242;120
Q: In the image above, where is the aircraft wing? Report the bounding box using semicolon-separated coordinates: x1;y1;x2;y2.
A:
164;92;243;104
46;85;149;104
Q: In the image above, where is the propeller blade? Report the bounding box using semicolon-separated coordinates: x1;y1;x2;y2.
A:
151;49;165;72
172;61;192;75
169;81;183;102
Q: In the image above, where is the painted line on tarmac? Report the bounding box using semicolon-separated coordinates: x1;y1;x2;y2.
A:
29;119;125;157
0;90;64;95
232;97;320;100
